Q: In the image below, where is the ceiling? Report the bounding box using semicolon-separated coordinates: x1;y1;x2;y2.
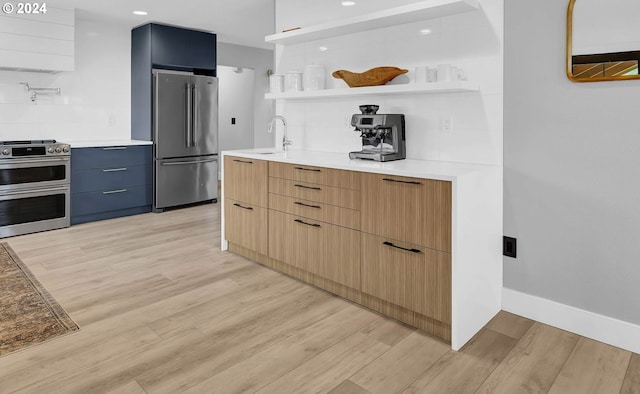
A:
50;0;275;49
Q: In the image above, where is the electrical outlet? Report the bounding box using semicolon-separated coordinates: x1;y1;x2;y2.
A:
503;236;517;258
441;116;453;134
108;114;116;127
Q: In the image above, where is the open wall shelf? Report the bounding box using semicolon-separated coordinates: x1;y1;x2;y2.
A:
265;81;479;100
265;0;480;45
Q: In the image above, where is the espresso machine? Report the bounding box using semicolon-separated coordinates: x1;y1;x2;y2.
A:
349;105;406;162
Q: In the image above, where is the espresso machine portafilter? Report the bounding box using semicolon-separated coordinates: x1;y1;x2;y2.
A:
349;105;406;162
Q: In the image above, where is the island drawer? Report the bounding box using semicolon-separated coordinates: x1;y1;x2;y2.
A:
224;156;268;208
268;193;360;230
268;162;360;190
268;177;360;210
225;198;268;256
361;233;451;323
361;172;451;252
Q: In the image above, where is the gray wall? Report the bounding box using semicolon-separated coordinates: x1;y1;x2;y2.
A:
504;0;640;325
217;42;274;148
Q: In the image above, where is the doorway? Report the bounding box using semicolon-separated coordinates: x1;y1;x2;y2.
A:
217;65;256;155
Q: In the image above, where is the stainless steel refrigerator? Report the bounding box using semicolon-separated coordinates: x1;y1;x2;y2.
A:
153;70;218;212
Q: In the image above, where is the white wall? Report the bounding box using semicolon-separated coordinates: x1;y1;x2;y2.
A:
504;0;640;326
273;0;503;166
0;17;131;142
217;42;274;149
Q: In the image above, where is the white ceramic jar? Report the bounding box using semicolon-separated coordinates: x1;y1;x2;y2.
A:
284;71;303;92
303;65;325;91
269;74;284;93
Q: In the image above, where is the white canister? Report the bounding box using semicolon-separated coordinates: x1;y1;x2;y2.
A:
303;65;325;91
284;71;303;92
269;74;284;93
437;64;453;82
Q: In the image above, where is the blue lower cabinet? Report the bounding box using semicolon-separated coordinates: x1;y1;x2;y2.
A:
71;145;152;224
71;165;152;194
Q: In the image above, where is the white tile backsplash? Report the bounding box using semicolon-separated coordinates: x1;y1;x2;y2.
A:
274;0;504;166
0;17;131;142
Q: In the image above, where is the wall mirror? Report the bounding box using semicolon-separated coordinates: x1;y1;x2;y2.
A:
567;0;640;82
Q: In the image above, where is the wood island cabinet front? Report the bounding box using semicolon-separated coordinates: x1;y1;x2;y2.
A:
361;233;451;324
224;157;454;343
225;199;268;256
224;156;268;255
360;172;452;253
268;210;360;289
224;156;268;207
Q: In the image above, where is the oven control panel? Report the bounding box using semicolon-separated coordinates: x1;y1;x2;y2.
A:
0;141;70;158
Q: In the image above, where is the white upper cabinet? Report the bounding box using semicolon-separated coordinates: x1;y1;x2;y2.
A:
0;5;75;72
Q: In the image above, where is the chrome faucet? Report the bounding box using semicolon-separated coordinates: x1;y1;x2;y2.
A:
268;115;292;150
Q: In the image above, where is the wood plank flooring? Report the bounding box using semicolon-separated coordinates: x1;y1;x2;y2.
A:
0;203;638;393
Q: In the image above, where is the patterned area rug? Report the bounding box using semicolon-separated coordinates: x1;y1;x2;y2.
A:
0;242;78;356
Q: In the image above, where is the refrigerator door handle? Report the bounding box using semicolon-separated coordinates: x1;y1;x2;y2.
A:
161;158;217;166
192;84;198;147
185;84;192;148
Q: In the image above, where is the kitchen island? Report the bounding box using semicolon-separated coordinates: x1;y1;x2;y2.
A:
220;149;502;350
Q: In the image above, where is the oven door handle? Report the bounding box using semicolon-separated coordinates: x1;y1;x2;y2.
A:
0;185;68;196
0;157;70;166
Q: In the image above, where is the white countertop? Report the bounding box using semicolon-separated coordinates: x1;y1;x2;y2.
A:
221;148;499;181
67;139;153;148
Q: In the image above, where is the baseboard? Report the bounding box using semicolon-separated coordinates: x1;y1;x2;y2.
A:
502;288;640;354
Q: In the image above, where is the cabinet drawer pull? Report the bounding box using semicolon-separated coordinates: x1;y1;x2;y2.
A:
294;184;321;191
233;203;253;210
294;219;321;228
102;167;127;173
103;189;127;195
102;147;127;150
382;178;422;185
383;241;422;254
294;166;321;172
294;201;321;209
233;159;253;164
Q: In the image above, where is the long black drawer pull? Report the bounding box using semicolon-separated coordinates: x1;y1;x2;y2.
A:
382;178;422;185
233;203;253;211
383;241;422;254
294;201;321;209
294;219;321;228
294;166;321;172
233;159;253;164
294;184;322;191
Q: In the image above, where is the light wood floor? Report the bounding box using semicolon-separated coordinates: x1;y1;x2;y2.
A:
1;203;638;393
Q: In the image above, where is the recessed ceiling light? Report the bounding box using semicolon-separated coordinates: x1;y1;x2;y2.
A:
132;10;148;16
319;46;328;52
419;28;432;35
341;1;356;6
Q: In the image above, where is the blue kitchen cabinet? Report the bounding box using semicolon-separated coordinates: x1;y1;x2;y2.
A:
71;145;152;224
131;23;217;141
151;24;216;71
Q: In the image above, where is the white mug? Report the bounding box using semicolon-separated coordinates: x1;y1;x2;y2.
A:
269;74;284;93
437;64;453;82
427;67;438;83
284;72;303;92
453;66;466;81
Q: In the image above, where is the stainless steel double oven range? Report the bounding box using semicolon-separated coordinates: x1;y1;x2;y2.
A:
0;140;71;238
